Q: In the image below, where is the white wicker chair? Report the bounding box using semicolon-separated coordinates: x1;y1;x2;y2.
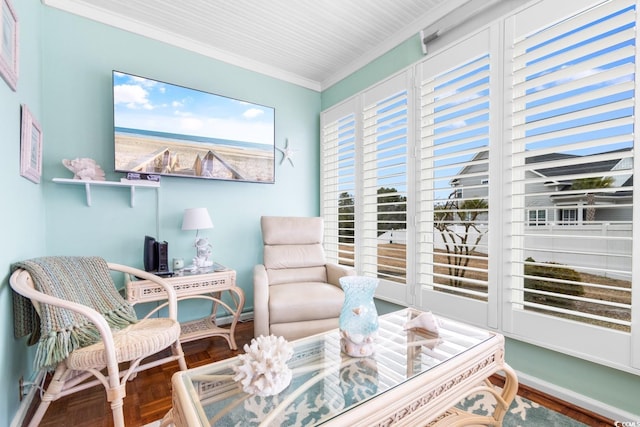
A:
10;262;188;427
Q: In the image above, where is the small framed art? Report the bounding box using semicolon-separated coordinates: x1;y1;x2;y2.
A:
0;0;18;91
20;104;43;183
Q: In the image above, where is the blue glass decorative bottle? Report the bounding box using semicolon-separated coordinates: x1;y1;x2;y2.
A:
338;276;379;357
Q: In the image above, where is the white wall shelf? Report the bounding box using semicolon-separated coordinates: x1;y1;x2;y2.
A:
52;178;160;207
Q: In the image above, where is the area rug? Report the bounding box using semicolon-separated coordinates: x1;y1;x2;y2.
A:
144;392;588;426
457;390;588;427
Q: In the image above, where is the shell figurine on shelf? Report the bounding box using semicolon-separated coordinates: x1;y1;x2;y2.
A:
62;158;106;181
232;335;294;396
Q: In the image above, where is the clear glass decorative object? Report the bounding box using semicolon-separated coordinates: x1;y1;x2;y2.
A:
338;276;379;357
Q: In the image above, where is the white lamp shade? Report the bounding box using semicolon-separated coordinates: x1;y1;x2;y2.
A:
182;208;213;231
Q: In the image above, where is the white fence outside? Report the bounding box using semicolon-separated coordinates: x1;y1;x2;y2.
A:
383;223;633;281
378;229;407;244
522;224;632;280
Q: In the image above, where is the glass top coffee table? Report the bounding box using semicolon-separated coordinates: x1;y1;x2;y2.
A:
169;308;517;426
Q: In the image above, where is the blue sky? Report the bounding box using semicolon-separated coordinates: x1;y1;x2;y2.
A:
333;2;635;203
112;71;274;145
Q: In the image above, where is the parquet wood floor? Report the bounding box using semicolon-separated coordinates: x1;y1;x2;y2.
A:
28;320;255;427
25;320;613;426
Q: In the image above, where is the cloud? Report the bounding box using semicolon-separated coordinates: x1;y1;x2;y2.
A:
180;117;204;132
174;110;192;117
439;120;468;131
130;75;158;89
113;84;153;110
243;108;264;119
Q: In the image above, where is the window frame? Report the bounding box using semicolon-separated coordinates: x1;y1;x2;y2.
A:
320;0;639;374
527;208;547;226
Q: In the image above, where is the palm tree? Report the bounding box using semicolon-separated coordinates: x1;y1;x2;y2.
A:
570;177;614;223
434;197;488;287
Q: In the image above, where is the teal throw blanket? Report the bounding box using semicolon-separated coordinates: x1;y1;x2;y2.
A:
12;256;138;370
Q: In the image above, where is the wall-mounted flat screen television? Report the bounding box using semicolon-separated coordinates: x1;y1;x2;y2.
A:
113;70;275;183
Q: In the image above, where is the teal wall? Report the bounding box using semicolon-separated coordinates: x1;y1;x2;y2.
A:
3;1;321;423
39;7;320;320
2;1;638;424
321;30;640;419
0;1;44;425
321;36;421;110
505;339;640;416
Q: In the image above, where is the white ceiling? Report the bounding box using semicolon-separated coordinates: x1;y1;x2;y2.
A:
42;0;469;91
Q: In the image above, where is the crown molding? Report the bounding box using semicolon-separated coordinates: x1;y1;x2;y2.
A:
41;0;322;91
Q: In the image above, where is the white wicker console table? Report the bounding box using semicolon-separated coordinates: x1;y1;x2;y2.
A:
125;268;245;350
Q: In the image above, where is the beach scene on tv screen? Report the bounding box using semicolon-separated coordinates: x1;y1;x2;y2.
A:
113;71;275;183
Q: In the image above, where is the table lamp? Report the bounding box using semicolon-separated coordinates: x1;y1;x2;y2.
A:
181;207;214;270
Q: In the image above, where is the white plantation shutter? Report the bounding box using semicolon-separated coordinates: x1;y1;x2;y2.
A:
321;0;640;371
417;28;495;326
361;71;412;303
321;99;358;267
506;0;636;367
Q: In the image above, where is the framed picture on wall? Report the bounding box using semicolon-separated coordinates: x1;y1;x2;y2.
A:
0;0;18;91
20;104;43;183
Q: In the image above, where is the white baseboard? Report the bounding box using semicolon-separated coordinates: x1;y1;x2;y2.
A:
516;371;640;422
11;370;45;427
216;311;254;326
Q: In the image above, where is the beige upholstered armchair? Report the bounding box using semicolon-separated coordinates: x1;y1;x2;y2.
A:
253;216;355;341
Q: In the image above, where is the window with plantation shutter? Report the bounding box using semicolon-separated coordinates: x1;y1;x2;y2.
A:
361;72;412;303
506;0;636;368
321;99;358;268
417;28;495;326
321;0;639;372
321;72;413;305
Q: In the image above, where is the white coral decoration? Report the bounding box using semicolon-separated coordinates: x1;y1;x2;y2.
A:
232;335;294;396
62;158;106;181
